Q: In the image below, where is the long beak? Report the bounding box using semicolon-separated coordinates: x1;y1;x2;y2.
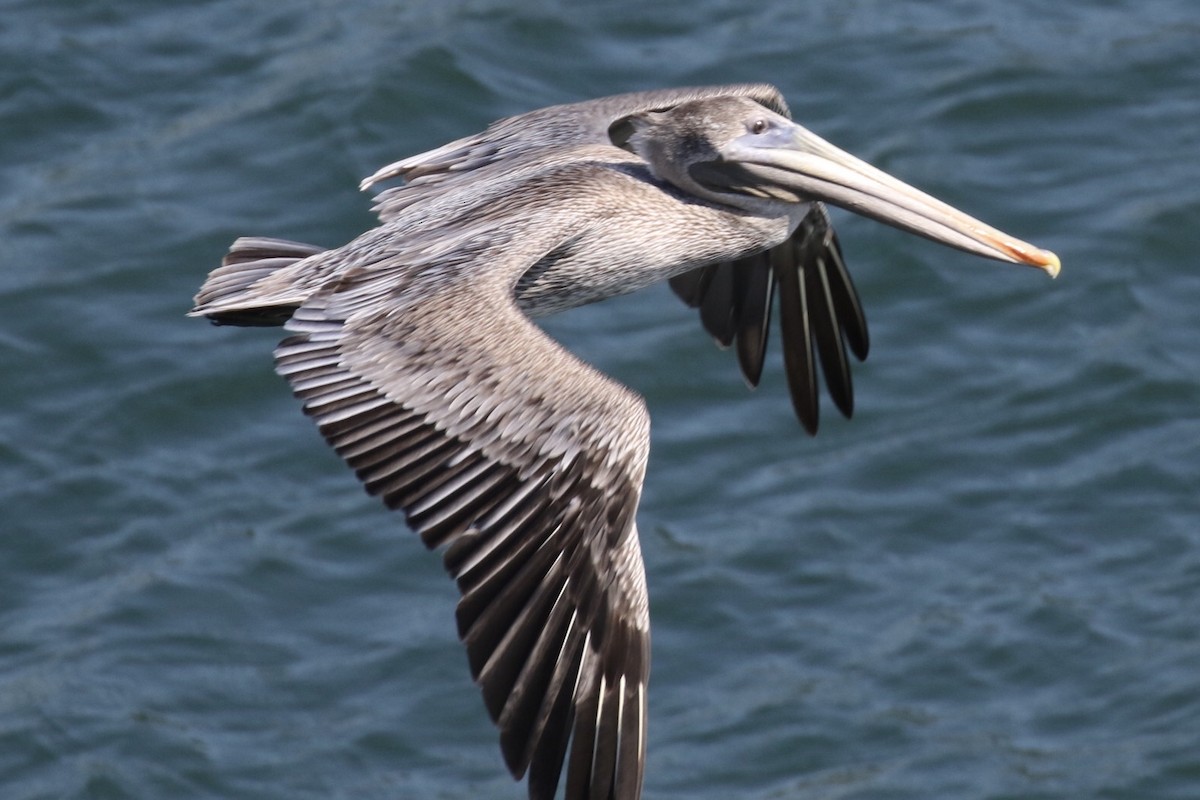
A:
716;122;1061;277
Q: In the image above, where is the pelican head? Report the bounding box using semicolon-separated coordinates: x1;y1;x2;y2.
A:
619;96;1060;276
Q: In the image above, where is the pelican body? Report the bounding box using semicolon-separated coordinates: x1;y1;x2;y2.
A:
191;84;1058;800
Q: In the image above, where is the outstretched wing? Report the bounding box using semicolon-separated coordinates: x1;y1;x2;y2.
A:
360;84;791;197
274;256;651;800
364;83;870;434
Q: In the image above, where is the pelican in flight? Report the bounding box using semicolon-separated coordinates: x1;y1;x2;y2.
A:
191;84;1058;800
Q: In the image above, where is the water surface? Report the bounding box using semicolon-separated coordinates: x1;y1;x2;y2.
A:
3;1;1198;798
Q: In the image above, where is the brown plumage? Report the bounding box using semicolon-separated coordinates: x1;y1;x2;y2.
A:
191;84;1058;800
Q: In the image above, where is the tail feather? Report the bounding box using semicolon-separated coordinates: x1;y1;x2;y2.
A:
221;237;325;267
191;237;325;327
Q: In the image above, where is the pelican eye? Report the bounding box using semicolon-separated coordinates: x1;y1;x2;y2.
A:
750;119;769;135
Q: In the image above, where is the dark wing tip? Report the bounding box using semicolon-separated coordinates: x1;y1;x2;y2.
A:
732;254;774;388
782;205;871;431
820;220;870;362
775;244;820;436
667;206;869;435
698;262;737;348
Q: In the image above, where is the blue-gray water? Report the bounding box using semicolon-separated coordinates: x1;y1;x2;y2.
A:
3;2;1198;798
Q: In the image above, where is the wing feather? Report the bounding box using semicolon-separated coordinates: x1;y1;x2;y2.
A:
672;204;870;433
273;267;652;800
362;83;790;198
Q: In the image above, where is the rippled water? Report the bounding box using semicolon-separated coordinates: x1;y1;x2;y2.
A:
3;2;1199;798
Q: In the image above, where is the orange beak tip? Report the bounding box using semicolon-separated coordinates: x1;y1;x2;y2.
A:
1038;249;1062;279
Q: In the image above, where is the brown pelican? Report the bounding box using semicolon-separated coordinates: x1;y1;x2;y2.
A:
191;85;1058;800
